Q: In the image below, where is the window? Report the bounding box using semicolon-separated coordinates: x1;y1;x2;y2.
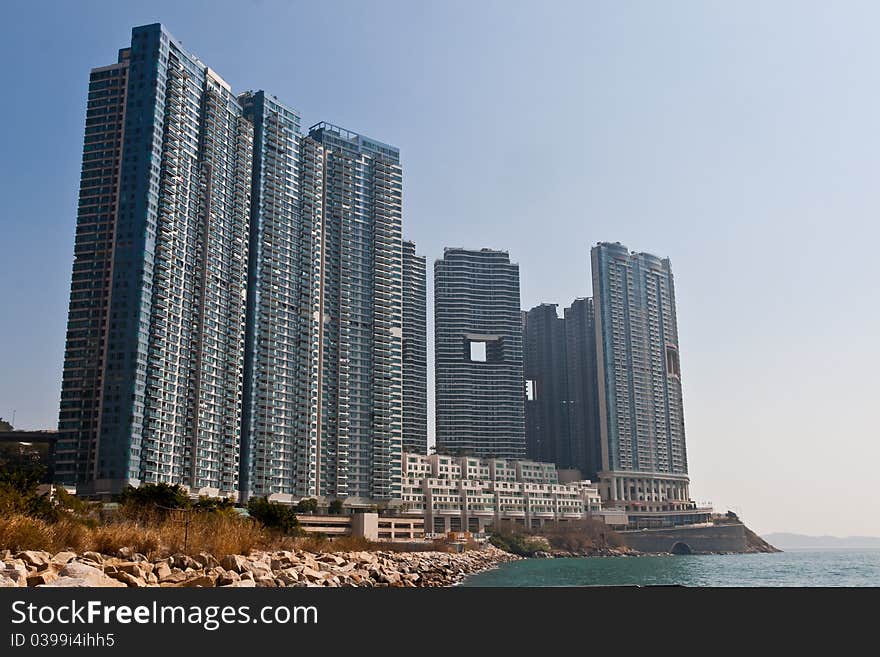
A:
470;341;487;362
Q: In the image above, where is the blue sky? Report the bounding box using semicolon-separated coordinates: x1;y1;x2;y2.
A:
1;0;878;536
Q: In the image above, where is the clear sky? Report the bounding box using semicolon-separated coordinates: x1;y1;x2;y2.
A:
1;0;878;537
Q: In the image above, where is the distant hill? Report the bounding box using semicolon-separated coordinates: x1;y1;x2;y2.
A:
762;533;880;550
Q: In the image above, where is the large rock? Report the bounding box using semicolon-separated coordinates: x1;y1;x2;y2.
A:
116;562;146;579
177;575;216;588
27;572;58;587
2;563;29;587
81;551;104;564
216;570;240;587
221;554;249;573
193;552;219;569
51;551;78;566
158;568;189;585
41;562;125;588
300;566;323;582
108;571;146;588
154;562;172;581
16;551;51;569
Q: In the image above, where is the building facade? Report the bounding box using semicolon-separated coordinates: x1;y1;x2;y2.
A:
523;304;570;467
238;91;308;501
402;241;428;454
57;24;253;497
57;23;407;502
591;242;690;511
523;300;602;481
563;298;602;481
400;452;602;534
301;123;404;501
434;248;525;459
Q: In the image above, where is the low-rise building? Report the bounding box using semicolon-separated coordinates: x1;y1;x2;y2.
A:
296;513;426;542
400;453;603;535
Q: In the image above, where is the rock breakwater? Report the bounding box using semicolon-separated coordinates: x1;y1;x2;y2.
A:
0;545;520;588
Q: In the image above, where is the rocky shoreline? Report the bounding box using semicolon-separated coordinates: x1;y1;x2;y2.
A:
532;546;637;558
0;545;521;588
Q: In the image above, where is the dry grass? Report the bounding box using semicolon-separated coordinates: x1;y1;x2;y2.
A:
89;524;162;558
1;513;464;560
161;514;273;558
0;515;89;553
293;534;375;553
0;512;275;559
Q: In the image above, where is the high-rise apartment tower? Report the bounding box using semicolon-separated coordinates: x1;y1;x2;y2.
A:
57;24;408;502
402;241;428;454
56;24;253;497
523;299;601;480
591;242;690;506
434;248;525;459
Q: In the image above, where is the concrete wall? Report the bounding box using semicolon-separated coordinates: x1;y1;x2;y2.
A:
351;513;379;541
619;523;747;554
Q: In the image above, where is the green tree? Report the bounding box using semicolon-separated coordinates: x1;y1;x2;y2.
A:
327;499;344;515
192;496;235;514
295;497;318;514
117;482;190;520
247;497;300;534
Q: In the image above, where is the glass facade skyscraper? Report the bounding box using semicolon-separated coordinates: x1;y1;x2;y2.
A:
402;241;428;455
305;123;404;501
57;24;254;497
434;248;525;459
563;298;602;481
591;242;690;508
57;23;409;501
238;91;307;501
523;299;601;480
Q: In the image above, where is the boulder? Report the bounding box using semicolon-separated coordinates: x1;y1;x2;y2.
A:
2;562;30;587
27;571;58;587
42;562;125;588
220;579;255;588
108;571;146;588
154;562;172;581
177;575;216;588
221;554;249;573
317;554;347;566
16;551;51;569
82;551;104;564
158;568;189;584
216;570;240;587
193;552;219;569
301;566;323;582
276;570;299;586
116;562;145;579
51;551;78;566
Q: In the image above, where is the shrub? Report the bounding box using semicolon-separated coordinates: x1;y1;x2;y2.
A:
0;514;90;553
294;498;318;514
117;482;190;520
0;514;55;552
247;497;300;535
